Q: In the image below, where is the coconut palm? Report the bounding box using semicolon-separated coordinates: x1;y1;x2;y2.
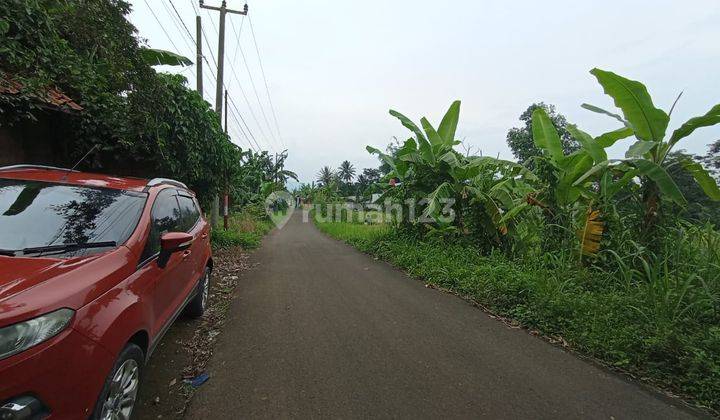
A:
317;166;335;187
337;160;356;183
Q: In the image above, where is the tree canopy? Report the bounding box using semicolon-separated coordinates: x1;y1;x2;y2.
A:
0;0;247;205
506;103;579;166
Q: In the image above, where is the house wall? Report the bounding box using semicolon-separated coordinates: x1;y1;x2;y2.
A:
0;115;66;167
0;127;27;165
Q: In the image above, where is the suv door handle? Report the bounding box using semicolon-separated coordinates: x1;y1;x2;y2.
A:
201;233;208;239
182;250;192;259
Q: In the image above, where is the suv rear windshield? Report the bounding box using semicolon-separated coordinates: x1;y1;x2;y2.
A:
0;179;147;257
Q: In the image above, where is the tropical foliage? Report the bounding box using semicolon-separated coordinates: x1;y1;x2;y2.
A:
337;160;356;183
328;68;720;411
506;102;579;166
366;101;536;245
0;0;293;212
231;149;297;207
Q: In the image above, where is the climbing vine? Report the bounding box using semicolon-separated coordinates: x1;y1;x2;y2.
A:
0;0;242;205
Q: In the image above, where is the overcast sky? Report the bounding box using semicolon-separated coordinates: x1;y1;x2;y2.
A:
128;0;720;185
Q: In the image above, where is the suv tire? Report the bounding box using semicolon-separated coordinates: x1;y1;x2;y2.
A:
91;343;144;420
186;267;210;318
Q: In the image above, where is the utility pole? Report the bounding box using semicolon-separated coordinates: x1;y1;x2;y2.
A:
200;0;248;116
224;89;228;134
196;16;203;94
200;0;248;228
223;89;229;229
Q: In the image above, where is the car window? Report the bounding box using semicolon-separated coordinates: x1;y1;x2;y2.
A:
0;179;146;257
140;188;181;262
177;194;200;232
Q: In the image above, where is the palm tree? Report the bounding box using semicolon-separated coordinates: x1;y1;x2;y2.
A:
317;166;335;187
338;160;356;183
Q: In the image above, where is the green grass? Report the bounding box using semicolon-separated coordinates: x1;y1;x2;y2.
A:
316;220;720;413
211;211;273;250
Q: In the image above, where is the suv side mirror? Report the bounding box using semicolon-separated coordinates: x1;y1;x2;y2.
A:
157;232;193;268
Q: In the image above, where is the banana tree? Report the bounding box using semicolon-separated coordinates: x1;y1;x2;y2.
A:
579;68;720;227
531;106;640;205
531;107;640;258
368;101;535;238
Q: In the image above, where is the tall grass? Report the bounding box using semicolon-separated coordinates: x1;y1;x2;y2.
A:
211;210;273;250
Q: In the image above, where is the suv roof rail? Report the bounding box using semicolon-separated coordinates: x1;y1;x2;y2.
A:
146;178;188;189
0;164;78;172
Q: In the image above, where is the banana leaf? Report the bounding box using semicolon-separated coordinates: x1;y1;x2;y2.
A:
139;48;192;66
567;124;607;163
630;159;686;205
596;127;634;148
437;101;461;144
680;158;720;201
532;108;564;162
589;68;669;142
668;104;720;149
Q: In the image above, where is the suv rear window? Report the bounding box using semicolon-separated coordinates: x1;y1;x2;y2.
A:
0;179;146;257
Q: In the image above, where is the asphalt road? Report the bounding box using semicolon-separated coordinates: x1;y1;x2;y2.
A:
186;211;702;419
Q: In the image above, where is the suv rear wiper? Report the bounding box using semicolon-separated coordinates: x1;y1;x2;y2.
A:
21;241;118;256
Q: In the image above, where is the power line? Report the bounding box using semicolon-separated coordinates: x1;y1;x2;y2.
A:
225;18;274;150
167;0;195;42
158;0;200;84
190;0;273;153
189;0;200;14
227;65;272;150
228;95;268;153
156;1;226;108
160;0;195;53
201;7;221;68
230;14;246;66
194;2;269;148
233;30;280;150
222;89;255;151
142;0;186;60
204;5;275;152
249;16;284;147
145;0;257;157
229;97;267;153
226;108;258;152
226;120;253;151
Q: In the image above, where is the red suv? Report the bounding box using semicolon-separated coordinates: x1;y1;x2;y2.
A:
0;165;213;419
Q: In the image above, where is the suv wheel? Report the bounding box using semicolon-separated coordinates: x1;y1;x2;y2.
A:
186;267;210;318
92;343;143;420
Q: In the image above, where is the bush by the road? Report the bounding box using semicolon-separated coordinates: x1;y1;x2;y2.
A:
211;211;273;250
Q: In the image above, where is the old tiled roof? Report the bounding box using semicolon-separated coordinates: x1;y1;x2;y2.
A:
0;73;83;111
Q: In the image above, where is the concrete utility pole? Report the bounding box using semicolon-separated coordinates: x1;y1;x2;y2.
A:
200;0;248;228
196;16;203;94
200;0;248;116
224;89;228;134
223;89;230;230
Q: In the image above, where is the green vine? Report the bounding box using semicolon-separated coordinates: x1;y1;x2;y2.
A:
0;0;243;205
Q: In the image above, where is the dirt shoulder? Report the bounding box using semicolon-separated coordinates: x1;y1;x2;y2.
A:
134;246;254;419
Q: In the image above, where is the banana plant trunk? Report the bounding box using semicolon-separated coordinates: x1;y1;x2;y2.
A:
642;181;661;235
